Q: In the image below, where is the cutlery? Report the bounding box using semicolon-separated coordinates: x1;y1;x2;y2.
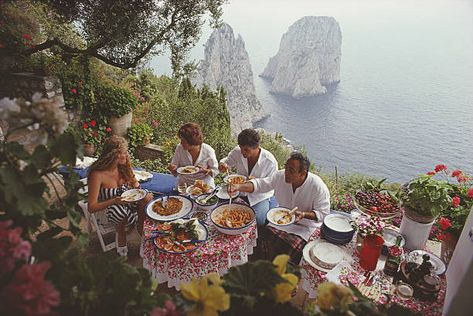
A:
200;186;220;204
274;207;298;223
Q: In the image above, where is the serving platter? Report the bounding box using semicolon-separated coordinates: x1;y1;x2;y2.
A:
408;250;446;275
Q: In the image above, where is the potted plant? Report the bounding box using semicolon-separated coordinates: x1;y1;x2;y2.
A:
400;164;472;250
431;169;473;263
78;119;112;156
95;83;139;136
126;122;153;150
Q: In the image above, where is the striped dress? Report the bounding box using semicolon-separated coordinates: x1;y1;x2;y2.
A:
99;185;138;226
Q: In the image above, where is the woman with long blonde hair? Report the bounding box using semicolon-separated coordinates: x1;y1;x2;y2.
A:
87;135;152;256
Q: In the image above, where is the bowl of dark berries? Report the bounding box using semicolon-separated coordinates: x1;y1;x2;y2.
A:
354;190;400;219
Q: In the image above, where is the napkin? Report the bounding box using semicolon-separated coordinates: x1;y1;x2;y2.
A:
75;157;97;168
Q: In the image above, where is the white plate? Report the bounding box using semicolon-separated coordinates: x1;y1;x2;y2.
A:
223;174;247;184
121;189;147;202
323;214;353;232
146;195;194;221
267;207;296;226
177;166;199;175
302;239;346;273
408;250;446;275
186;184;214;199
133;170;153;182
216;185;239;200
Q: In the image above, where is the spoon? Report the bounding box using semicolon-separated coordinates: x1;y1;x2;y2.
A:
200;186;220;204
274;207;298;223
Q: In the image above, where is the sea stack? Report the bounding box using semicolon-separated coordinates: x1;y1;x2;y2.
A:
193;23;267;133
261;16;342;98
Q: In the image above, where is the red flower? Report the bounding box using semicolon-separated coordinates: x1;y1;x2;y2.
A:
21;33;32;40
426;171;436;176
1;262;60;316
434;164;447;173
452;196;461;208
0;221;32;275
91;131;98;138
82;123;88;129
439;217;452;230
89;120;96;127
105;127;112;133
451;169;462;177
70;88;77;94
457;175;468;183
467;188;473;198
437;232;451;241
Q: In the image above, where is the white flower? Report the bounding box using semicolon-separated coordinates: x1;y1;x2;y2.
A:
0;97;21;120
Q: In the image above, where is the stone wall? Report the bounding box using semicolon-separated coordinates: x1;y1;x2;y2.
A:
0;72;65;105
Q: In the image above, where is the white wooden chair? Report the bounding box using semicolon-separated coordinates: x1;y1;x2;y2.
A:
78;179;117;252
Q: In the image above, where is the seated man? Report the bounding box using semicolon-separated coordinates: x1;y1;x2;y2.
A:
230;152;330;264
219;129;278;226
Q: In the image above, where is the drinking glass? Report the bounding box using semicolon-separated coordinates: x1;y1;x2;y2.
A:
359;234;384;271
177;183;187;194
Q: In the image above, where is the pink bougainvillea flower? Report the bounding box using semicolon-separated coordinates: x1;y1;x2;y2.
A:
89;120;96;127
439;217;452;230
105;127;112;133
82;123;88;129
451;169;462;177
0;221;32;275
21;33;32;40
434;164;447;173
452;196;461;208
70;88;77;94
467;188;473;198
426;171;436;176
152;120;159;128
1;262;60;316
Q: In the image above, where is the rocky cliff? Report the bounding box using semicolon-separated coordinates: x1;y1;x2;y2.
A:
261;16;342;98
193;23;267;133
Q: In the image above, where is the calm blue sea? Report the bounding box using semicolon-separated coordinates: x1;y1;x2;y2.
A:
150;0;473;183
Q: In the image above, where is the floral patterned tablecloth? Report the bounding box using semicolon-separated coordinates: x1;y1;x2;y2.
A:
142;218;257;289
300;229;446;316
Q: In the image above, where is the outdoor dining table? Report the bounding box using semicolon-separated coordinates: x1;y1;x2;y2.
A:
141;203;258;289
299;227;446;316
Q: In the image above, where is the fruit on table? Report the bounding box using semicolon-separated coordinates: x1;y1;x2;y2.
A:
355;191;399;214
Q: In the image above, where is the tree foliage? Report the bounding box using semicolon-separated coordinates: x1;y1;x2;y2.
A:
5;0;226;71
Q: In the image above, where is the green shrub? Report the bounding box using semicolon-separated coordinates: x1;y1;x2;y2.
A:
127;122;153;151
95;83;139;118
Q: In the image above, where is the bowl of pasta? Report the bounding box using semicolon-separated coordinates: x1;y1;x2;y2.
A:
210;203;255;235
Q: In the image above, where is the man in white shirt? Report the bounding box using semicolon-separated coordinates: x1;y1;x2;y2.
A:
230;152;330;263
219;129;278;226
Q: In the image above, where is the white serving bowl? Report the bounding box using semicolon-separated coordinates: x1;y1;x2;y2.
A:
210;203;255;235
194;193;219;212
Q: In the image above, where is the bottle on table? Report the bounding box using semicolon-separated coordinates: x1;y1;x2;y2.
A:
384;235;403;277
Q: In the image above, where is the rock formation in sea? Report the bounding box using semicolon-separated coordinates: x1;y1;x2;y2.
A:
261;16;342;98
192;23;267;133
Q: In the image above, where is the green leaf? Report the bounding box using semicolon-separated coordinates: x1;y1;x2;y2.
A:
31;145;53;170
49;133;78;165
37;226;63;240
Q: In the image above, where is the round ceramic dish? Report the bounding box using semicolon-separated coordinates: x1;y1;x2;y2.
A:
266;207;296;226
146;195;194;221
194;193;219;211
210;203;255;235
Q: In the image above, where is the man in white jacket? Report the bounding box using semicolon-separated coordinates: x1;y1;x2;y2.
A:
219;129;278;226
230;152;330;263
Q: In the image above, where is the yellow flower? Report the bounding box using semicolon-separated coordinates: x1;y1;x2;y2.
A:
206;272;223;286
271;254;299;303
316;282;353;313
181;275;230;316
273;254;290;275
272;273;299;303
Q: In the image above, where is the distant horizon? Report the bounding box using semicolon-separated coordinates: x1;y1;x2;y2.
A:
149;0;473;182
